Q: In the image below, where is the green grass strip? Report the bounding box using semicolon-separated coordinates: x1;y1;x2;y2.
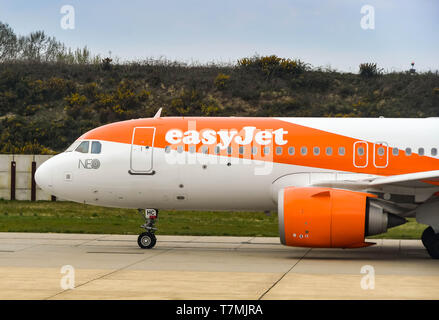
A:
0;200;426;239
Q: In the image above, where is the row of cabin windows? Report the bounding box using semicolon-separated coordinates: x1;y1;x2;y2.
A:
165;145;438;157
164;146;346;156
356;146;437;157
393;147;437;156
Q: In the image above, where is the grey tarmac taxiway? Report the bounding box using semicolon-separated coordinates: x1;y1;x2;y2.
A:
0;232;438;299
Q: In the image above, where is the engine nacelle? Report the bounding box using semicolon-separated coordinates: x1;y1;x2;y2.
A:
278;187;406;248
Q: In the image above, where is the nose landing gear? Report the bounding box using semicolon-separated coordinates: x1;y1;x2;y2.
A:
137;209;158;249
421;226;439;259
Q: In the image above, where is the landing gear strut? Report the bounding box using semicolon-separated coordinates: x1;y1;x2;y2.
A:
137;209;158;249
421;226;439;259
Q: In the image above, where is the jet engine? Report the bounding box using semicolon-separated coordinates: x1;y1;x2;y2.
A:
278;187;406;248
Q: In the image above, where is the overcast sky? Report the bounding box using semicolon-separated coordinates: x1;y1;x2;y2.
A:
0;0;438;72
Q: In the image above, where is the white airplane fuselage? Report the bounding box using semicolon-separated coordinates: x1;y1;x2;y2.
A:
35;117;439;211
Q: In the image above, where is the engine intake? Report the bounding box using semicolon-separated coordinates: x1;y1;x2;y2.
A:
278;187;406;248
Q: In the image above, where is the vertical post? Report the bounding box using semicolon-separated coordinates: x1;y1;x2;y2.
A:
31;161;36;201
10;161;16;200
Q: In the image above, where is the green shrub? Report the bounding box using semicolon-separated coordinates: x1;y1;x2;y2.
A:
359;63;382;78
102;57;112;70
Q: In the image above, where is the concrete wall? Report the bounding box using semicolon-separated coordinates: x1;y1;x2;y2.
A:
0;154;54;201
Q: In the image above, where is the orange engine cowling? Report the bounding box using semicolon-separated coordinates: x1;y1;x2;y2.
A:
278;187;378;248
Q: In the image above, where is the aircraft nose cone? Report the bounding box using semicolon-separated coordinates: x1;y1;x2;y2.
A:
35;159;53;191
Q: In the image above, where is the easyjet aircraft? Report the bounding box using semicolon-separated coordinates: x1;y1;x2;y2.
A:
35;109;439;258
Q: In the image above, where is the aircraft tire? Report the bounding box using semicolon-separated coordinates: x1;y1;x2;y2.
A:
422;227;439;259
137;232;157;249
422;226;435;247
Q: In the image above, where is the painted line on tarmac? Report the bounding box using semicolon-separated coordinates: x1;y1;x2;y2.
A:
258;248;312;300
44;247;175;300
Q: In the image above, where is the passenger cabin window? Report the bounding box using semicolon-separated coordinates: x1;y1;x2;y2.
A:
75;141;89;153
418;148;425;156
91;141;102;154
432;148;438;156
288;147;295;155
300;147;307;156
276;147;282;155
313;147;320;156
392;148;399;156
326;147;333;156
338;147;345;156
405;148;412;156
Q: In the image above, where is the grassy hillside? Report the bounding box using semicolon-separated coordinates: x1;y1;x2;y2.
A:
1;56;438;154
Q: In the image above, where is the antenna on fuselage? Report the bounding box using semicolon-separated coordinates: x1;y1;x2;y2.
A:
153;108;162;119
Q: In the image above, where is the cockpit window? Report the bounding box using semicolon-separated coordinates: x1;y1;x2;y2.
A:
91;141;102;154
75;141;89;153
65;141;80;152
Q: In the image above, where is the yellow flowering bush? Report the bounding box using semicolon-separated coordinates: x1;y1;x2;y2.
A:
214;73;231;90
238;55;308;78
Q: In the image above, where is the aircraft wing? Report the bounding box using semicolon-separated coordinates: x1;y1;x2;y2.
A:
368;170;439;186
312;170;439;189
